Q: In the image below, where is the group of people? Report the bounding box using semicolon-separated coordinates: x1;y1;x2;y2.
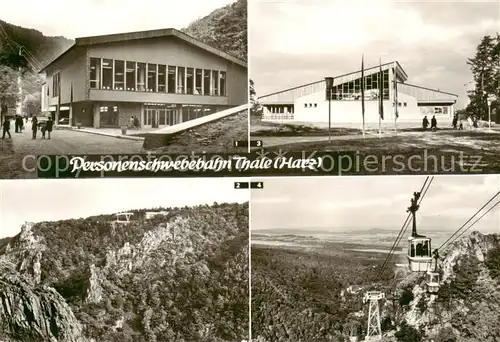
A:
423;114;481;131
128;116;140;129
1;115;53;140
422;115;438;131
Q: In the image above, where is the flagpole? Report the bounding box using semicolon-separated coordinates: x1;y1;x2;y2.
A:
361;54;365;138
378;57;382;138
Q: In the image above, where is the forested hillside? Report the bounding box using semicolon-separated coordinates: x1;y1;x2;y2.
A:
251;232;500;342
183;0;247;61
0;202;249;342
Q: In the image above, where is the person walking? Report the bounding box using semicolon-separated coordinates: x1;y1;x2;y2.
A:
2;116;11;139
46;117;53;139
431;115;437;131
31;116;38;139
452;115;458;129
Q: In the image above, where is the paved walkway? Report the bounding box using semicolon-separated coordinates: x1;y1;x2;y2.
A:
8;122;145;156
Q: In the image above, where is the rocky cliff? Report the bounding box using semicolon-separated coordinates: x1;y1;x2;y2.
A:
387;231;500;342
0;202;249;342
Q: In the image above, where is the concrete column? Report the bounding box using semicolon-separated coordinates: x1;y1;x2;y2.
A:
93;104;100;128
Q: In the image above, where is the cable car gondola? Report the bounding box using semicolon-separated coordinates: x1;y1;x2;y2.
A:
406;192;433;272
426;249;440;293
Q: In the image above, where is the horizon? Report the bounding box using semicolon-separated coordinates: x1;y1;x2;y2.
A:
0;178;249;238
0;0;236;39
251;175;500;235
249;0;500;109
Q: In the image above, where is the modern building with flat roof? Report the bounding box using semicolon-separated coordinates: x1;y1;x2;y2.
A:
39;28;247;129
258;61;458;127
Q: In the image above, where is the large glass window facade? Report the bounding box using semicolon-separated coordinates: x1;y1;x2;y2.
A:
102;59;113;90
126;62;136;91
88;57;227;96
158;65;166;92
99;105;119;127
114;60;124;90
195;69;203;95
147;63;157;92
331;69;389;100
212;70;219;96
186;68;194;95
167;66;176;93
136;63;146;91
90;58;101;89
203;69;211;95
177;67;185;94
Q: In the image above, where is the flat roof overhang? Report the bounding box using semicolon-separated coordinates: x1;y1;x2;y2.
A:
417;100;457;106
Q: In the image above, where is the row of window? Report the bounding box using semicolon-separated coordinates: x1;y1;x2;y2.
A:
328;70;390;100
265;105;294;114
89;58;227;96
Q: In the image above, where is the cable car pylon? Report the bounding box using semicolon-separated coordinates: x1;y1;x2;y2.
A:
363;291;384;341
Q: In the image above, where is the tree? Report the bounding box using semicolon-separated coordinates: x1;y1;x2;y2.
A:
0;64;19;124
466;34;500;118
249;79;262;119
395;321;422;342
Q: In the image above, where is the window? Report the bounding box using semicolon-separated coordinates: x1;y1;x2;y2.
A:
114;60;124;90
52;73;61;97
203;69;211;95
102;59;113;89
304;104;307;108
195;69;203;95
186;68;194;94
167;66;176;93
211;70;219;96
314;103;317;107
126;61;136;91
398;102;402;107
147;63;157;92
90;58;101;89
158;65;166;92
136;63;146;91
403;102;407;107
220;71;226;96
177;67;185;93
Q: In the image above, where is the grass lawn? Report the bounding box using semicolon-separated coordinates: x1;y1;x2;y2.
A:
250;130;500;174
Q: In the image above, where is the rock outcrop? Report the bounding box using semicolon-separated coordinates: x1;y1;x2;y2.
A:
0;262;87;342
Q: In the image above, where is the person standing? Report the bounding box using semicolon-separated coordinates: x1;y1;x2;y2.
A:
31;116;38;139
46;117;53;139
14;115;20;133
422;116;429;130
2;116;11;139
452;115;458;129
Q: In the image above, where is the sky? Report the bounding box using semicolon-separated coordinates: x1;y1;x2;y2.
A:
1;0;236;38
0;178;249;238
251;175;500;235
249;0;500;109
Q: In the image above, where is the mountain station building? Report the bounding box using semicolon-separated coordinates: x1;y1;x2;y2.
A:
39;28;247;128
258;61;458;127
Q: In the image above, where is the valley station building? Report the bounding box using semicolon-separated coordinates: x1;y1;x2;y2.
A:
259;61;458;126
39;28;247;128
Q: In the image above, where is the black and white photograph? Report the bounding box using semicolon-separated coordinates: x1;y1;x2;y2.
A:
251;176;500;342
0;178;249;342
0;0;248;179
249;0;500;173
